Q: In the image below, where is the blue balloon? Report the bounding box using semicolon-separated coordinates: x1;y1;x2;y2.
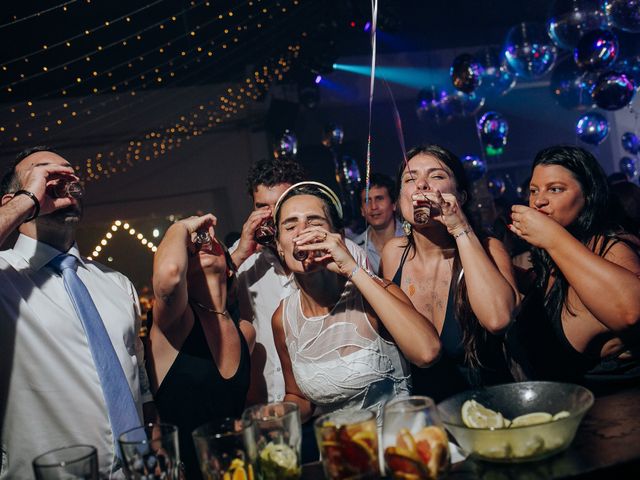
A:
442;90;485;118
605;0;640;33
622;132;640;154
488;176;507;198
504;22;557;79
620;156;638;179
576;112;609;145
592;71;636;110
574;29;619;71
475;47;517;97
450;53;483;94
548;0;610;50
550;56;598;110
616;55;640;87
477;112;509;150
462;155;487;182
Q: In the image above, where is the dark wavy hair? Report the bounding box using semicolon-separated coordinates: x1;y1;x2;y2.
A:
358;172;397;203
529;145;622;324
396;144;485;367
245;158;306;197
274;183;344;235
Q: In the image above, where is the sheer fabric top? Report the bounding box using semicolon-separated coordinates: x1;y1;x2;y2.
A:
282;279;411;421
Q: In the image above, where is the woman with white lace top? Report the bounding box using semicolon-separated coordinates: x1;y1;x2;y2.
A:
271;182;441;426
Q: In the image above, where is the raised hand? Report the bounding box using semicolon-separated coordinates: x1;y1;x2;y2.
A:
509;204;564;248
293;227;357;277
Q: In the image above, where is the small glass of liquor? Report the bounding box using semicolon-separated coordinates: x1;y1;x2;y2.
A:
194;230;214;252
50;180;83;199
254;218;276;246
413;195;431;225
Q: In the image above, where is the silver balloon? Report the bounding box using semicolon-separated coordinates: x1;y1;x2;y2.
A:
475;47;517;97
477;112;509;151
321;124;344;148
576;111;609;145
504;22;558;79
574;29;619;71
547;0;610;50
592;71;636;110
416;86;446;123
605;0;640;33
620;156;638;179
462;154;487;182
622;131;640;154
450;53;483;94
274;129;297;159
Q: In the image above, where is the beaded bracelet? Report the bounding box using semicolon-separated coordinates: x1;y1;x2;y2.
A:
13;190;40;222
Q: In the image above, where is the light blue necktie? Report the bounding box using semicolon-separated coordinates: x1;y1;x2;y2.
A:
49;254;143;458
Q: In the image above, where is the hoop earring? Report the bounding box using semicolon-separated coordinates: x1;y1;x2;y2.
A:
402;220;412;237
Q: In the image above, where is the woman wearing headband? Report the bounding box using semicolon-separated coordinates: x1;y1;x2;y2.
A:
272;182;441;425
149;214;255;480
381;144;519;401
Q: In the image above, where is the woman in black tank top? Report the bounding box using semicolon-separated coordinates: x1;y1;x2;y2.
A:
149;214;255;480
381;145;519;401
506;146;640;394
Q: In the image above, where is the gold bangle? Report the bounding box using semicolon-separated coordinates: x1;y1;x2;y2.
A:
452;227;472;239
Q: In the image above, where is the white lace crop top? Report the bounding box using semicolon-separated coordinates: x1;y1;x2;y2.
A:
282;280;411;422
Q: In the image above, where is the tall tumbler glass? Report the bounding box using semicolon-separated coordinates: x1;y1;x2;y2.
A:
192;418;256;480
118;423;181;480
32;445;98;480
382;396;450;479
242;402;302;480
314;409;380;480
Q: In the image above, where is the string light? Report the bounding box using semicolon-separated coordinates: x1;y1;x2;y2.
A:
86;219;157;260
0;1;77;31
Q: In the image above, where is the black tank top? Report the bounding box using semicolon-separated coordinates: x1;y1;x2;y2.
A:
154;306;250;480
506;286;640;394
392;244;512;402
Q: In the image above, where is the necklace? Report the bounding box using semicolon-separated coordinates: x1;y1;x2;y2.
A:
190;299;228;316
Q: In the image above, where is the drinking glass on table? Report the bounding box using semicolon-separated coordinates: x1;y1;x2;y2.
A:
32;444;98;480
314;409;380;480
118;423;181;480
192;418;256;480
242;402;302;480
382;396;450;480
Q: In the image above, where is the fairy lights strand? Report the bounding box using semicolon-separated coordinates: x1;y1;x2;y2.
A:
0;0;78;31
0;0;298;139
86;220;157;261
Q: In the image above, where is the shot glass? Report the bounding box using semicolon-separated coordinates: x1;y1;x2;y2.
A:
242;402;302;480
32;444;98;480
314;409;380;480
118;423;181;480
382;396;450;480
50;180;84;199
412;195;431;225
192;418;256;480
254;218;276;246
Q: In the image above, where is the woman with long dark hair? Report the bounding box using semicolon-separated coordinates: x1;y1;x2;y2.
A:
381;144;519;401
507;146;640;392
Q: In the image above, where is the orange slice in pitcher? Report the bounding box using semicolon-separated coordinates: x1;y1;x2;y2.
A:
384;447;429;478
396;428;417;455
342;439;376;473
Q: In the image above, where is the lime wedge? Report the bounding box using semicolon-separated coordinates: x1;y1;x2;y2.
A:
510;412;553;427
461;399;505;429
552;411;570;421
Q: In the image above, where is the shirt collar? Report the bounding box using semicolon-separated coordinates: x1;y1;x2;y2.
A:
14;234;86;271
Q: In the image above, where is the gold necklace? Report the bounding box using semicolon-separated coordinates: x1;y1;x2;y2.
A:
190;299;228;316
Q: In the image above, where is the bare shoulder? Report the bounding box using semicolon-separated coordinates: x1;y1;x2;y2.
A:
602;238;640;275
380;237;407;278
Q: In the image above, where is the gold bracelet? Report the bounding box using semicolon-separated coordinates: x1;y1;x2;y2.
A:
452;227;473;239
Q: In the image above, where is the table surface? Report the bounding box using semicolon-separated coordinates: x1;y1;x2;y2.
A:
301;387;640;479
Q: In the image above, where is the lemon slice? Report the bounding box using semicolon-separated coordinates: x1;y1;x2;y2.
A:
259;443;297;470
461;399;505;429
552;411;570;421
510;412;553;427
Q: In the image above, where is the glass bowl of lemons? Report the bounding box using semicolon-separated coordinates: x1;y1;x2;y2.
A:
437;382;594;463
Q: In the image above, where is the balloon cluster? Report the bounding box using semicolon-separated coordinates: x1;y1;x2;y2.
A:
416;86;484;124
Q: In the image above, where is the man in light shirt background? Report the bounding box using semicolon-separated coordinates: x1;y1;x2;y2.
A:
353;173;404;275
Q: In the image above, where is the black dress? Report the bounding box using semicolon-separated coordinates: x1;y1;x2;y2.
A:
392;244;512;402
154;306;250;480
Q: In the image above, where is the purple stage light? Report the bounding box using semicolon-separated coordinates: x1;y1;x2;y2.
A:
315;75;322;84
364;21;371;32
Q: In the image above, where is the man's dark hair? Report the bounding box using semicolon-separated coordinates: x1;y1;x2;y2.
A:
0;146;60;195
358;172;397;203
245;158;305;196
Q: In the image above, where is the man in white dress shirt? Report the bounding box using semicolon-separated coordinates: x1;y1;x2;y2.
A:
353;173;404;274
231;158;306;403
0;147;153;479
